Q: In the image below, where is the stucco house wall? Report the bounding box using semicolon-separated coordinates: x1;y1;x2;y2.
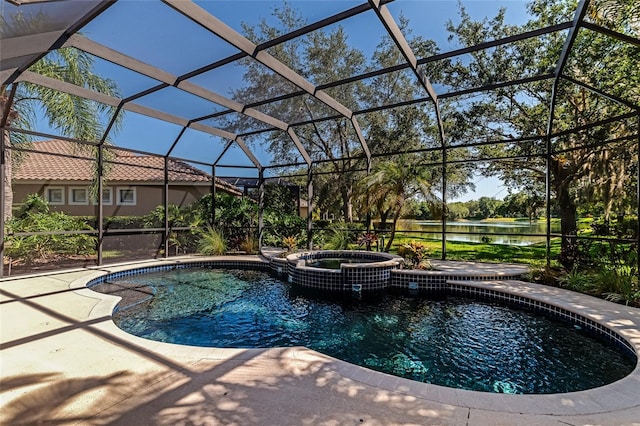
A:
12;140;239;217
13;182;212;216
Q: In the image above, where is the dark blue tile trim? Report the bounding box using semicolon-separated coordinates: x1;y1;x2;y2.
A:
86;259;269;288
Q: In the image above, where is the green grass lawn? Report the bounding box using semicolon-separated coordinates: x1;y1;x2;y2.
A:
386;234;562;268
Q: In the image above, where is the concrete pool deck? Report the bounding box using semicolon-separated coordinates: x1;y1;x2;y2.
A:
1;256;639;425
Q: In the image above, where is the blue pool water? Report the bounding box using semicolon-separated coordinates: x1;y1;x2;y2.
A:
96;267;636;394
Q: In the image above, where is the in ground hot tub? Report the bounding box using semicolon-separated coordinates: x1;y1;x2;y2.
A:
286;250;404;292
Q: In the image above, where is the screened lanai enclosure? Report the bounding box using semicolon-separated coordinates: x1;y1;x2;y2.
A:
1;0;639;279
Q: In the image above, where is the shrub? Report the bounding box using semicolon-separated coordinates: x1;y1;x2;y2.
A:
323;221;364;250
197;227;226;255
614;217;638;239
103;216;147;230
358;233;377;251
6;205;96;264
194;193;258;244
524;267;564;286
281;235;298;252
590;221;611;236
326;227;351;250
239;234;258;254
594;265;640;306
551;264;640;307
15;193;49;218
401;241;431;270
558;269;593;292
262;212;306;247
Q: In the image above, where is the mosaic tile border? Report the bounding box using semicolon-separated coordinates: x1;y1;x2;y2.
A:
86;259;270;288
390;270;524;290
282;250;404;292
287;250;403;263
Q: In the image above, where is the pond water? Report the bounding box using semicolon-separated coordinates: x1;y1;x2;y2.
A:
406;220;562;246
99;267;636;395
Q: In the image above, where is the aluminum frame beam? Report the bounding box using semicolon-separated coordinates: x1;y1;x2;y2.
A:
14;71;120;107
554;0;591;80
13;69;262;168
0;1;114;85
0;30;66;70
367;0;446;147
544;0;590;266
235;22;573;113
63;35;312;166
580;22;640;48
163;0;371;166
561;75;639;111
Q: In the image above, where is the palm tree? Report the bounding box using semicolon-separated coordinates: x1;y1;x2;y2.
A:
1;46;121;221
362;156;435;251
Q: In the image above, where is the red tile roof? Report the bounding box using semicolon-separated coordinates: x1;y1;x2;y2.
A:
13;140;240;194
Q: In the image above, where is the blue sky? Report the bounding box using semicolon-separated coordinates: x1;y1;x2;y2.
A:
29;0;533;200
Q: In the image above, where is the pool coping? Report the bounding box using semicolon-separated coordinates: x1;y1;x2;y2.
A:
2;255;640;423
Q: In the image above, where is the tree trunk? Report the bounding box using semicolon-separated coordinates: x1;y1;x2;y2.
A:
2;131;11;222
379;207;391;231
384;199;404;252
341;185;353;223
557;182;578;269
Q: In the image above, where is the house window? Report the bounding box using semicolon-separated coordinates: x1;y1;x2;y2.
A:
117;187;136;205
102;188;112;205
69;187;88;205
45;187;64;205
93;188;112;205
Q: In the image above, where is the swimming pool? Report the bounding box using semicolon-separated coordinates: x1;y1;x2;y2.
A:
90;266;636;395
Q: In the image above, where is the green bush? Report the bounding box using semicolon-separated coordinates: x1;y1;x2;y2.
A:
320;221;365;250
399;241;431;270
6;198;96;264
524;267;564;286
262;211;306;247
197;227;227;255
141;204;205;254
195;193;258;248
594;265;640;306
325;227;351;250
15;193;49;218
103;216;147;229
553;264;640;307
558;269;593;292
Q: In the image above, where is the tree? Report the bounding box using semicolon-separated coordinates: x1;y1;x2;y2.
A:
499;191;544;221
264;182;299;215
234;4;367;222
447;202;471;220
362;155;435;251
476;197;502;219
234;7;462;224
354;15;473;228
1;13;121;221
443;1;639;268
